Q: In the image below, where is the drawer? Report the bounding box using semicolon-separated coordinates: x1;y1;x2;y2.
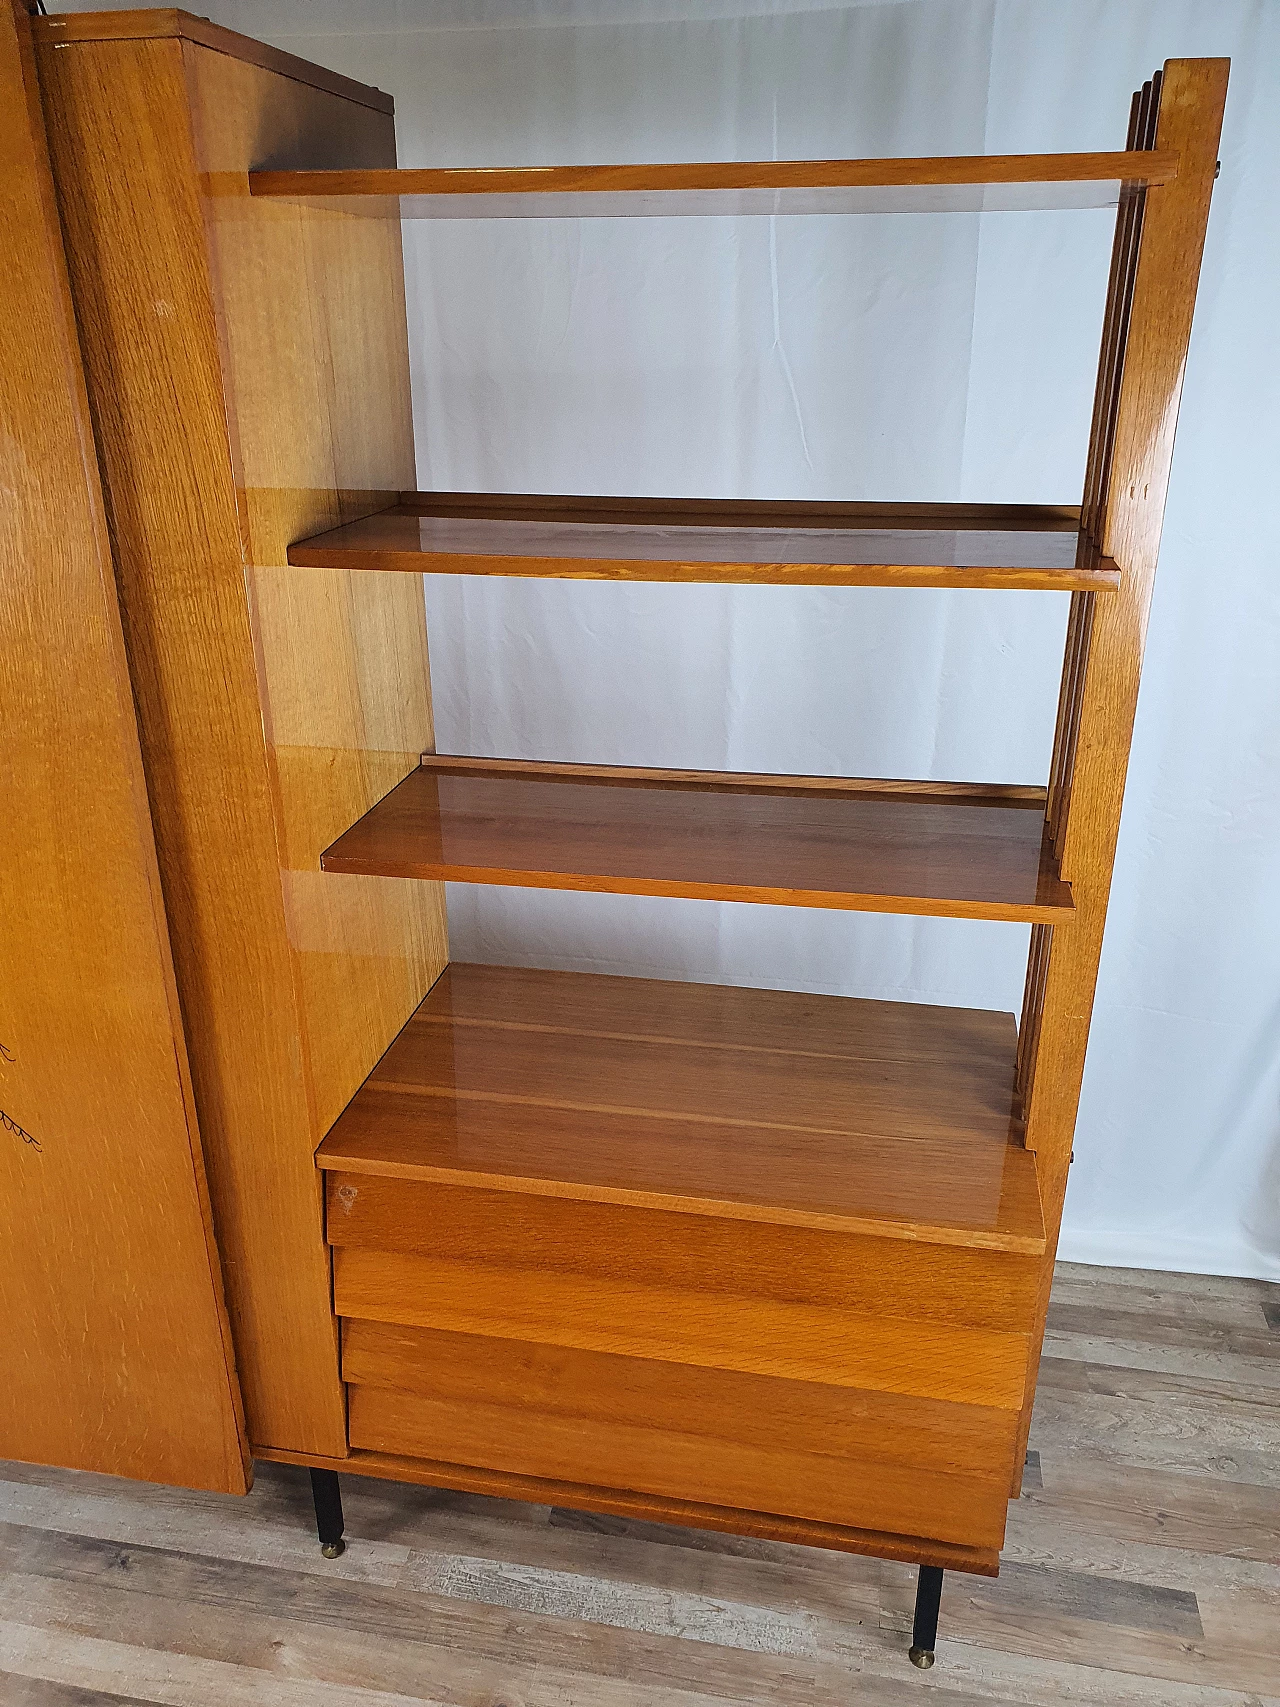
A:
343;1319;1019;1549
326;1174;1038;1411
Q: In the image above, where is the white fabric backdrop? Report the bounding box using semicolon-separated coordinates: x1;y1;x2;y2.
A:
53;0;1280;1279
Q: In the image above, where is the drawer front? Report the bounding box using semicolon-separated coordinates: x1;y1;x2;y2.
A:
343;1319;1018;1549
334;1242;1029;1407
326;1174;1038;1411
326;1174;1040;1330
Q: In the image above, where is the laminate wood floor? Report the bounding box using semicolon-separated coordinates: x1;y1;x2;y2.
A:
2;1262;1277;1705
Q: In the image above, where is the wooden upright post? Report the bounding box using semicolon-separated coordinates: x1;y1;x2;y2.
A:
1015;59;1229;1474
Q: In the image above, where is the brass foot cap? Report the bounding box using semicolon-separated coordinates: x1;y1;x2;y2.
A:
908;1647;935;1669
320;1539;346;1559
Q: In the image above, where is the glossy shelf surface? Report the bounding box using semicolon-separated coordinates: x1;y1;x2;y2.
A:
319;757;1072;923
316;962;1044;1252
250;151;1177;218
288;496;1119;591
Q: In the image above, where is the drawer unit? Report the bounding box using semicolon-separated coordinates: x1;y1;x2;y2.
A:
324;1170;1040;1549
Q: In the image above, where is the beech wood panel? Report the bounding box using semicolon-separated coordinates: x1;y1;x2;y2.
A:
249;151;1178;219
1;0;246;1491
399;494;1085;525
324;1177;1042;1328
182;43;449;1141
322;1105;1042;1249
35;6;392;112
348;1385;1009;1549
253;1444;997;1575
333;1245;1030;1410
316;964;1043;1252
414;755;1048;807
342;1323;1017;1547
288;499;1121;590
320;759;1073;921
344;1321;1018;1482
1013;61;1229;1480
35;23;446;1456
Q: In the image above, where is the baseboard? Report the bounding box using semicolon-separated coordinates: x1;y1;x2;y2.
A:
1057;1223;1280;1282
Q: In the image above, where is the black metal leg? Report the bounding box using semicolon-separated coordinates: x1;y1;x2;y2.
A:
909;1565;943;1668
309;1467;346;1558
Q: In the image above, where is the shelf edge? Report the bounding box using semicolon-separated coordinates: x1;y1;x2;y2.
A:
286;542;1120;591
317;852;1074;924
416;755;1049;809
315;1148;1045;1255
249;150;1179;198
34;10;394;115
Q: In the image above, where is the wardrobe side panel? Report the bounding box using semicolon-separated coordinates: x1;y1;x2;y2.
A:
35;32;348;1456
180;41;448;1141
0;0;247;1491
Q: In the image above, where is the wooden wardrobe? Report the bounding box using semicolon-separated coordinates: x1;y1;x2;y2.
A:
1;0;246;1494
7;3;1226;1666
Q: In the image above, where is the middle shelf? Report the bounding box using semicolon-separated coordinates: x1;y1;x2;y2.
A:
288;495;1119;591
320;756;1072;923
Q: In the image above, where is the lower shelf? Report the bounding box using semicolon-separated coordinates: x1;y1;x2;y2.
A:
316;962;1042;1249
316;962;1044;1561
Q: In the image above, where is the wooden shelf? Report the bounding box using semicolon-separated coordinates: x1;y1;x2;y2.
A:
316;962;1044;1253
288;496;1119;591
249;152;1177;218
319;756;1072;923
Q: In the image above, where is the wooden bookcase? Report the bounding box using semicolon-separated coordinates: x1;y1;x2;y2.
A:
31;8;1226;1665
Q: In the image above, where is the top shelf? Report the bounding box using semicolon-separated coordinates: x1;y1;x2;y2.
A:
247;152;1178;219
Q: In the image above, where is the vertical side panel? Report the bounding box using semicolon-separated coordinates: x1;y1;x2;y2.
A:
35;19;449;1458
35;33;348;1455
1016;60;1229;1471
180;40;448;1140
0;0;247;1491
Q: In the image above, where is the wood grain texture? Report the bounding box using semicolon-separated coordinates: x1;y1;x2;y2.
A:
417;756;1048;807
35;29;447;1456
316;964;1043;1252
288;499;1121;590
343;1322;1021;1482
252;1450;1000;1576
320;759;1073;921
4;1264;1274;1698
402;493;1086;527
406;491;1085;522
34;6;393;114
343;1323;1019;1547
1013;61;1230;1482
249;151;1179;219
325;1176;1042;1324
320;963;1041;1558
183;42;449;1143
332;1244;1030;1408
0;0;246;1492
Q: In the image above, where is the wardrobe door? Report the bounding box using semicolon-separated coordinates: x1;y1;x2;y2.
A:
0;0;248;1493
